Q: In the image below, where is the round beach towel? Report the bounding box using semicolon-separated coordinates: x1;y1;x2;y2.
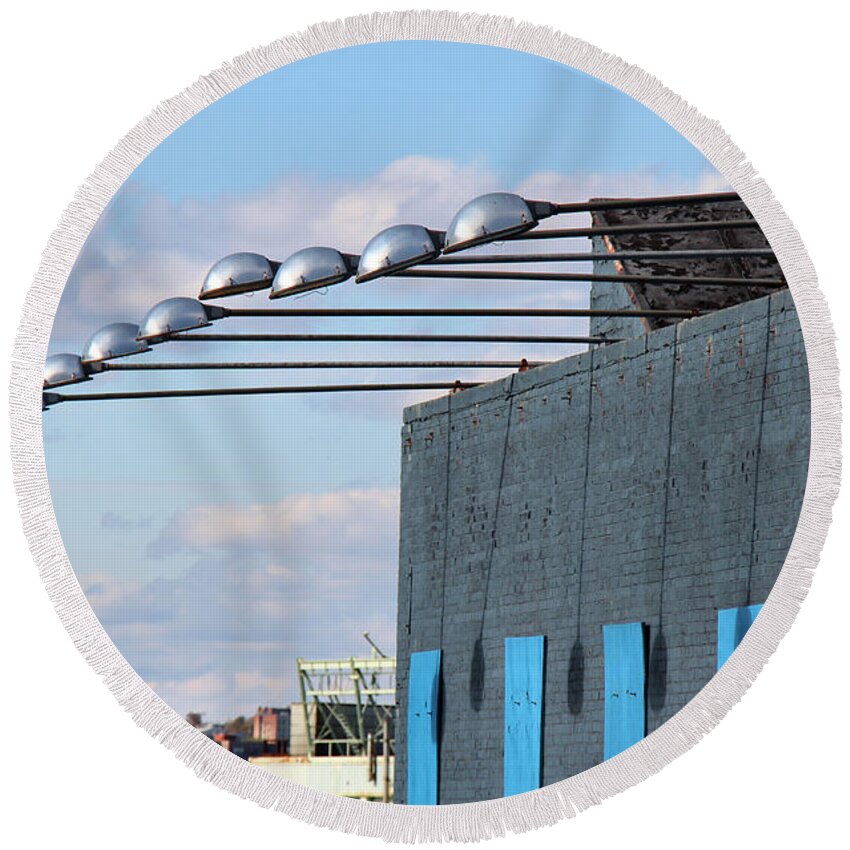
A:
9;11;840;842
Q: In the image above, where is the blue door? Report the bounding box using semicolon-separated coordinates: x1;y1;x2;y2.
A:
717;604;763;669
407;649;441;805
603;622;646;760
504;635;545;796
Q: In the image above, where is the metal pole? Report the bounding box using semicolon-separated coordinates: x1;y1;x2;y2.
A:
383;716;390;804
43;382;483;406
176;332;614;344
397;269;785;288
101;360;553;371
551;191;740;214
510;218;760;241
430;248;775;264
297;660;313;758
367;733;376;784
167;333;615;344
222;307;700;319
351;662;366;755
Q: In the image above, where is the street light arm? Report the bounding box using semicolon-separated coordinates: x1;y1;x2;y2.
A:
98;360;553;371
429;249;775;265
509;218;759;241
217;307;699;319
43;381;483;408
551;191;741;215
396;269;785;287
166;333;619;344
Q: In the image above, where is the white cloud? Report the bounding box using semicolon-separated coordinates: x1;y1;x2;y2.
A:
147;670;298;720
316;155;501;248
86;551;398;719
83;489;400;719
151;487;399;558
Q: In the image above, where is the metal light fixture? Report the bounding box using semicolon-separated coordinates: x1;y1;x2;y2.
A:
198;252;276;300
443;192;557;254
81;323;150;364
137;297;227;343
44;353;91;388
270;247;359;299
355;225;444;283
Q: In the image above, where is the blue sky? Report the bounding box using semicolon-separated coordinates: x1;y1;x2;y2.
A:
132;42;716;201
45;40;727;720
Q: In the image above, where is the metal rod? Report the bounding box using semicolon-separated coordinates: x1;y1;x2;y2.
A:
44;382;482;405
102;360;552;371
168;333;616;344
396;269;785;288
510;219;760;240
223;307;699;319
551;191;741;214
430;248;775;264
382;716;390;804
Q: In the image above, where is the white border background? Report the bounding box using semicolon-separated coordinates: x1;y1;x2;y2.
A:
1;2;845;847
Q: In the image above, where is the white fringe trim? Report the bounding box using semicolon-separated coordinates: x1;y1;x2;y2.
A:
7;9;841;843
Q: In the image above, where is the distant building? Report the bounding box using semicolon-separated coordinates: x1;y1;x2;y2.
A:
199;722;226;738
253;706;290;754
212;731;266;760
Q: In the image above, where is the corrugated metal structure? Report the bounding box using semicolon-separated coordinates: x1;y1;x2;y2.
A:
251;650;397;800
295;654;395;757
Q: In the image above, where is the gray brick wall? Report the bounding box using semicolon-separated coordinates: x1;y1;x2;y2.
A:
589;235;649;341
394;288;809;804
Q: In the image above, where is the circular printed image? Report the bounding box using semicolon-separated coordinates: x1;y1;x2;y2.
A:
43;41;808;805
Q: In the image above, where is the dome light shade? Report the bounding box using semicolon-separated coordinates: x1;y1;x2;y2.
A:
443;193;555;254
44;353;90;388
137;297;225;343
199;252;275;300
81;323;150;364
355;225;444;283
270;247;359;299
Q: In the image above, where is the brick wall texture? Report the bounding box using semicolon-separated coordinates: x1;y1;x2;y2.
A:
393;288;809;804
